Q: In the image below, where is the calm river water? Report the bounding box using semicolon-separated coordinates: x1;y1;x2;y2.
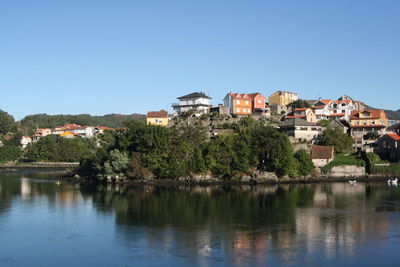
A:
1;172;400;266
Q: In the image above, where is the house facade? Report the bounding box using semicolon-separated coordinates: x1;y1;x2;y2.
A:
223;93;267;115
313;99;332;120
172;92;211;116
268;91;299;107
279;118;323;141
350;110;388;138
146;110;169;126
33;128;52;141
21;136;32;149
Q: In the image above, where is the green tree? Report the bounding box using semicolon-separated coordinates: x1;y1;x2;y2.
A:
287;100;311;109
0;110;17;135
294;149;315;175
316;128;353;154
0;145;22;162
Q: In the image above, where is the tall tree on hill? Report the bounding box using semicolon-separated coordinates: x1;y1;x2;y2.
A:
0;110;17;135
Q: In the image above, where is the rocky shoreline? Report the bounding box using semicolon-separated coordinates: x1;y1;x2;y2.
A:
67;171;392;187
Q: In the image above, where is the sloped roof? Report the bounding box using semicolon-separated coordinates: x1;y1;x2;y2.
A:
350;110;384;120
279;117;316;127
178;92;211;99
228;93;265;99
311;145;334;160
147;110;168;118
387;134;400;141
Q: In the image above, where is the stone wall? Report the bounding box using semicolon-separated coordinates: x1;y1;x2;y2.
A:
329;165;366;177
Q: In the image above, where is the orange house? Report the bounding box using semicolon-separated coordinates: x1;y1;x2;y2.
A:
223;93;266;115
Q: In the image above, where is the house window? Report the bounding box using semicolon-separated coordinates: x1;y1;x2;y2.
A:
342;110;345;113
248;109;251;113
341;103;346;106
363;121;367;125
357;121;360;125
236;100;240;104
372;120;375;125
334;110;337;113
237;108;240;113
258;100;262;103
245;101;249;105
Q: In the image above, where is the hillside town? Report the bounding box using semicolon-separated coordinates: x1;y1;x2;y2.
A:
146;91;400;166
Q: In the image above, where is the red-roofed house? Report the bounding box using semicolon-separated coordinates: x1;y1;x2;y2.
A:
311;145;334;167
146;110;169;126
33;128;52;141
313;99;333;120
350;110;388;138
223;93;267;115
378;133;400;162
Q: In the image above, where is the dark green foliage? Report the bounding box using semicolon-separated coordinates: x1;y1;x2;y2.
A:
20;113;145;129
79;120;306;180
294;149;315;175
287;100;311;109
0;145;22;162
25;135;95;162
316;127;353;154
0;110;17;135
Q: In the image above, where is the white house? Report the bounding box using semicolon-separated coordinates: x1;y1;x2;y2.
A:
279;118;324;141
21;136;32;149
172;92;212;116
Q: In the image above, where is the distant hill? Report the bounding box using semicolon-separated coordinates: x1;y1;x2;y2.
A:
365;106;400;120
19;113;146;129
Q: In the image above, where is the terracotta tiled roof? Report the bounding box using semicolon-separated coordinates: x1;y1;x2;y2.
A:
314;100;332;108
387;134;400;141
286;115;306;119
228;93;265;100
350;110;384;120
351;125;385;128
147;110;168;118
311;145;334;160
294;108;309;111
328;113;345;117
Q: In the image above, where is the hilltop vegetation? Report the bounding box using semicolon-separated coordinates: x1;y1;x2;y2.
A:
20;113;145;129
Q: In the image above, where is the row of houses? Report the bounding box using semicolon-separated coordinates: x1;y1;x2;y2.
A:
20;124;115;148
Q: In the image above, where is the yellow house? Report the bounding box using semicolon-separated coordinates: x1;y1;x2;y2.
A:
268;91;299;106
350;110;388;137
146;110;169;126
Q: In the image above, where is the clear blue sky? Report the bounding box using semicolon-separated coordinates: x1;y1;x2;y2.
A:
1;0;399;120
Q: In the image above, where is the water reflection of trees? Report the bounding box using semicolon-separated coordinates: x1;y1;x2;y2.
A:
80;183;398;265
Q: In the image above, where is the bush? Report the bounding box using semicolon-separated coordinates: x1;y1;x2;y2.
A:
0;145;22;162
316;128;353;154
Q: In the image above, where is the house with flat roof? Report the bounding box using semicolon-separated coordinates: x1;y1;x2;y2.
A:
172;92;211;116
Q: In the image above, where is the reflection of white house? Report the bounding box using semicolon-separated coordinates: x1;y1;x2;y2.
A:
172;92;212;116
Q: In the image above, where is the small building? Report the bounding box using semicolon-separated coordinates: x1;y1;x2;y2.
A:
33;128;52;141
146;110;169;126
223;93;267;115
286;108;318;123
279;118;323;141
21;136;32;149
311;145;334;167
268;91;299;107
60;131;78;139
377;133;400;162
172;92;212;116
350;110;388;138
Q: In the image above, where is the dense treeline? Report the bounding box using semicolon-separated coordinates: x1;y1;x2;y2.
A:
20;113;145;129
25;135;96;162
79;118;315;181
